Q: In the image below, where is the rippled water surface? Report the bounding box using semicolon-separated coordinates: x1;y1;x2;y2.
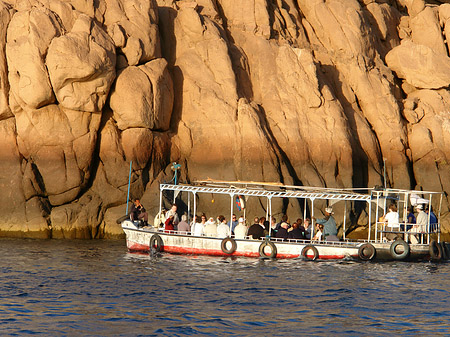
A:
1;238;450;336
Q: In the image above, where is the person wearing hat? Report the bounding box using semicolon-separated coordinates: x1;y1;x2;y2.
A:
408;204;427;244
204;217;218;237
314;207;338;241
234;217;248;239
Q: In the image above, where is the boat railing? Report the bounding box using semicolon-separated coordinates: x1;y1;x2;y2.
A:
152;229;358;246
375;221;440;244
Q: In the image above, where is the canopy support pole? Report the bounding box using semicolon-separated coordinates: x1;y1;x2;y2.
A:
343;201;347;241
229;195;234;234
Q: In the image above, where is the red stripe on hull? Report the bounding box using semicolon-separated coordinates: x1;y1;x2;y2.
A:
127;240;354;259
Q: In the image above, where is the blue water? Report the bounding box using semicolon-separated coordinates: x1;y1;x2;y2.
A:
1;238;450;336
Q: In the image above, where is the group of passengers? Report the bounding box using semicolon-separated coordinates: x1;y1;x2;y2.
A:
379;203;437;243
129;198;340;241
151;202;339;242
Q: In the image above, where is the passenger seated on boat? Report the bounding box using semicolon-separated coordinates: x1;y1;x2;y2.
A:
192;214;207;236
288;222;305;240
234;217;248;239
164;215;175;232
177;214;190;234
165;204;179;227
314;207;338;241
190;215;198;228
270;217;278;236
248;217;266;240
153;208;166;228
409;204;426;244
303;218;312;240
228;214;238;235
275;222;289;240
401;206;416;232
204;217;218;237
217;216;230;238
312;224;323;241
426;206;438;232
380;204;400;241
130;199;148;227
275;215;289;232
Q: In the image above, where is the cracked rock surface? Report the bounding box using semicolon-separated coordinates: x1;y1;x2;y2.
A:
0;0;450;238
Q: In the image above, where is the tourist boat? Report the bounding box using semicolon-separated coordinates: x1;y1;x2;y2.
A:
121;180;449;261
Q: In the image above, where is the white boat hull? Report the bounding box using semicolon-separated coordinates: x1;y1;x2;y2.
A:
122;221;438;261
122;221;361;259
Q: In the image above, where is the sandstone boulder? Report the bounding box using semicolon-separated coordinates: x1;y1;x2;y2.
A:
50;193;103;239
110;58;173;130
171;6;239;181
0;118;50;238
410;6;447;56
386;39;450;89
47;14;116;112
104;0;161;66
0;3;14;120
6;6;62;109
406;89;450;200
2;0;450;238
101;204;126;239
14;105;101;206
219;0;271;39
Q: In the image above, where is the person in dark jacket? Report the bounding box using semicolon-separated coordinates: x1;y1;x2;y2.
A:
276;222;289;240
130;199;148;227
248;217;265;239
288;222;305;239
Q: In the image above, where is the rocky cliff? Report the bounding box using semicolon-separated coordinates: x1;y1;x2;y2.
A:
1;0;450;239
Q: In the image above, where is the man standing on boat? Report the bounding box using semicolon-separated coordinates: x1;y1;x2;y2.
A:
314;207;338;241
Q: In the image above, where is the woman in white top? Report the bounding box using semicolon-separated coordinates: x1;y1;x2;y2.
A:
192;214;207;236
217;216;230;238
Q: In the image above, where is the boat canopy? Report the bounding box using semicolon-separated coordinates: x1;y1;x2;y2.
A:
159;181;376;240
160;182;372;202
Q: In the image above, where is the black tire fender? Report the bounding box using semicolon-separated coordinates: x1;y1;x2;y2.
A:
221;237;237;255
301;245;319;261
390;239;410;260
259;241;277;258
358;243;376;261
429;240;442;261
442;242;450;260
439;242;448;260
150;234;164;253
